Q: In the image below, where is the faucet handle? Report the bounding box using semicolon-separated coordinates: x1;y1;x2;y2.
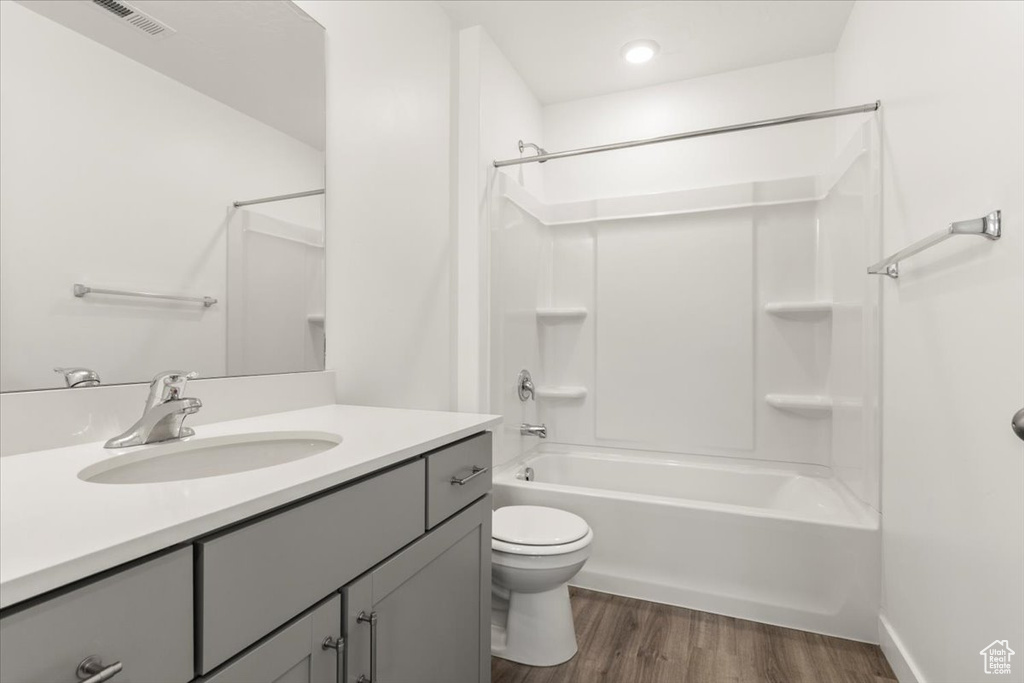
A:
517;369;535;402
147;370;198;406
54;367;101;388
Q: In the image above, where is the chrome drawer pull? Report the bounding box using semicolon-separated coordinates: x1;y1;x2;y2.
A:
76;656;122;683
357;611;377;683
322;635;344;650
450;466;488;486
322;636;344;683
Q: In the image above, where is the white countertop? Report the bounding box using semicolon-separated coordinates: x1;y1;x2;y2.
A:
0;404;501;609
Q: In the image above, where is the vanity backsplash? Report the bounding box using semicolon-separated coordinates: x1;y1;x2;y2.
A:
0;371;336;457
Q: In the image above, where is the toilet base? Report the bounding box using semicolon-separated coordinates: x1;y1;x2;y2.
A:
491;583;578;667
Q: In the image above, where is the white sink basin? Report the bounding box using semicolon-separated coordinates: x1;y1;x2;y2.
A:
78;431;342;484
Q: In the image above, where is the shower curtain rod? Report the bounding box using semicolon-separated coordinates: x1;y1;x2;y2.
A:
492;101;880;168
233;189;325;207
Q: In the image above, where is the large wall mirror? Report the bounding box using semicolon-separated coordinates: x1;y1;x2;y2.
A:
0;0;326;392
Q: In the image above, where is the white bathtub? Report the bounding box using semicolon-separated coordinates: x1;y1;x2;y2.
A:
493;448;880;642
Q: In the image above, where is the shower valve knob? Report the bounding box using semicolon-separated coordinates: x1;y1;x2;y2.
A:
517;369;535;401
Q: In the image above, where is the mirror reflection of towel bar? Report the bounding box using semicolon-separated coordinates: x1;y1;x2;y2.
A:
73;284;217;307
233;189;324;207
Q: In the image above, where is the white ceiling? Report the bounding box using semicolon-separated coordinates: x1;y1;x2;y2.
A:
17;0;325;149
439;0;855;104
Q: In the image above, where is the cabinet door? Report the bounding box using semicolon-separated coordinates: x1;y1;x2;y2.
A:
345;496;491;683
203;595;340;683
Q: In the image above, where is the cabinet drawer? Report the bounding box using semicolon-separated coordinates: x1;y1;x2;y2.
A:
425;433;492;529
197;460;424;674
0;548;193;683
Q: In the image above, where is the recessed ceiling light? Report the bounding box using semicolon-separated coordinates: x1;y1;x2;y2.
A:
622;39;659;65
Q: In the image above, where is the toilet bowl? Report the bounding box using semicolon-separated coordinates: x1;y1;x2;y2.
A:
490;505;593;667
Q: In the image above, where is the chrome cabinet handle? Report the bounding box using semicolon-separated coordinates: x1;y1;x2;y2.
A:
357;611;377;683
322;636;344;683
1013;408;1024;442
76;656;122;683
450;466;488;486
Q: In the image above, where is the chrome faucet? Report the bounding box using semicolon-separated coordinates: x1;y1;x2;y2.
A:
520;423;547;438
105;370;202;448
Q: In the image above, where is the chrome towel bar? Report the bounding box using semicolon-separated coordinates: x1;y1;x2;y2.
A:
74;284;217;307
867;210;1001;279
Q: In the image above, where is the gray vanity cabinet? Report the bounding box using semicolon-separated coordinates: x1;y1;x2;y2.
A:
343;496;491;683
0;431;494;683
202;595;341;683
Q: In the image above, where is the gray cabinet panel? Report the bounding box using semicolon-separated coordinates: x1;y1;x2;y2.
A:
197;460;425;674
345;496;492;683
0;548;193;683
426;433;492;529
203;595;340;683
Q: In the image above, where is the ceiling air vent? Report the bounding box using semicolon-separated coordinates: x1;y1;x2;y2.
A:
91;0;176;38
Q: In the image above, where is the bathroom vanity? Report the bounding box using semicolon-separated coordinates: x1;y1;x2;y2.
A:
0;405;500;683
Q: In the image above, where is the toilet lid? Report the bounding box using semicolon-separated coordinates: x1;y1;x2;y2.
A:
492;506;589;546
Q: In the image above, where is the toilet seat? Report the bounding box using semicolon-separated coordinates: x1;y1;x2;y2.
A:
492;506;593;556
492;528;594;556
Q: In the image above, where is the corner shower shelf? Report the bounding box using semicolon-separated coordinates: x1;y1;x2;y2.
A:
534;386;588;400
764;301;833;319
536;307;588;322
765;394;833;417
307;314;325;325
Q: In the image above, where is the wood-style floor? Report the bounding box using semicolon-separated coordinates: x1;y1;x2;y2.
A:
492;588;897;683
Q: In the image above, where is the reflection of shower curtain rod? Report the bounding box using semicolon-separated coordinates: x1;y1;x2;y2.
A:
233;189;325;207
493;101;880;168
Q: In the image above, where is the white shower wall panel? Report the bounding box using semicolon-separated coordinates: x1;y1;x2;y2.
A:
594;212;755;452
523;195;831;467
489;202;551;466
819;131;881;512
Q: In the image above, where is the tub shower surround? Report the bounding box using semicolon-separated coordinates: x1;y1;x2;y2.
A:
489;118;882;641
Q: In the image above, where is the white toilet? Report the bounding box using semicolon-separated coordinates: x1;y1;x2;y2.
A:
490;505;593;666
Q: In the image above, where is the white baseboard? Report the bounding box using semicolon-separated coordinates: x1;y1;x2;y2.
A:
879;614;926;683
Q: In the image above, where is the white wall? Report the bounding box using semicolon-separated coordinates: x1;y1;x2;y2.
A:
542;54;836;202
835;2;1024;681
295;1;455;411
0;1;324;392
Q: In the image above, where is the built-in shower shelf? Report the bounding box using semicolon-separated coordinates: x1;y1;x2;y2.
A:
765;394;833;417
535;386;588;400
764;301;833;319
307;314;325;325
536;307;588;322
